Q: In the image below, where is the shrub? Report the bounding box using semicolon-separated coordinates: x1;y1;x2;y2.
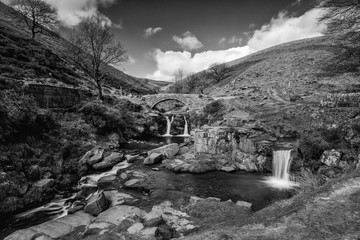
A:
0;89;59;142
79;100;136;139
294;168;322;194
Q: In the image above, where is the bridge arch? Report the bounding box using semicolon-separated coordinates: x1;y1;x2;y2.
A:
150;98;187;109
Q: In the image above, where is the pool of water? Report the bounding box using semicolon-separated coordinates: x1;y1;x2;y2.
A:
0;137;291;238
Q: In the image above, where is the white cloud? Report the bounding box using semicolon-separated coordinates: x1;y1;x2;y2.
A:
143;27;163;38
146;46;252;81
172;31;203;51
148;8;324;81
228;35;242;45
218;37;226;46
248;8;325;51
43;0;117;26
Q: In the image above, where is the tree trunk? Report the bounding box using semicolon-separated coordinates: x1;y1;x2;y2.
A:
96;81;103;100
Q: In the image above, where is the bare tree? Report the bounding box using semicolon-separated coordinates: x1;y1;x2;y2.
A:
173;68;185;82
318;0;360;74
66;14;128;100
11;0;57;39
195;71;209;94
209;63;231;82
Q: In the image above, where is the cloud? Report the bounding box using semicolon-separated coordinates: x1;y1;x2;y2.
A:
218;36;242;46
172;31;203;51
146;46;252;81
247;8;325;51
43;0;118;26
148;8;324;81
218;37;226;46
143;27;163;38
228;36;242;45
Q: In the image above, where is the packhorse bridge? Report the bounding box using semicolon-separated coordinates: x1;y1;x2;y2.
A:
142;94;214;109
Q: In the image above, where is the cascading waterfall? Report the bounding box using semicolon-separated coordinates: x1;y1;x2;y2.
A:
163;115;174;137
264;149;298;189
178;115;190;137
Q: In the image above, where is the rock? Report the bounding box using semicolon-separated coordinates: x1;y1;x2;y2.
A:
206;197;221;202
4;211;93;240
320;149;342;167
92;152;123;170
126;154;142;163
84;148;104;165
140;227;158;239
103;191;138;206
119;172;128;181
144;153;164;165
84;191;108;216
152;168;160;171
236;201;252;208
127;222;144;234
33;179;54;192
97;175;123;190
155;224;173;239
148;143;179;158
93;205;146;225
189;196;205;205
221;166;236;172
68;200;85;214
124;179;140;188
148;201;196;235
143;210;163;227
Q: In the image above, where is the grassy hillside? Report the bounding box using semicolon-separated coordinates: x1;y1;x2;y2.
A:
0;2;157;95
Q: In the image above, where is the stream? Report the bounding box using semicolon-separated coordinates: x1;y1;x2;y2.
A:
0;137;290;238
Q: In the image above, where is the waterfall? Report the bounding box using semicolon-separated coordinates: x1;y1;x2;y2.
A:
264;149;298;189
163;115;174;137
178;115;190;137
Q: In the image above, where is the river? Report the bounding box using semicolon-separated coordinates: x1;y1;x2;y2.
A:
0;137;291;238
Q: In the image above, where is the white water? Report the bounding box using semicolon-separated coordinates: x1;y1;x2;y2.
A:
162;115;174;137
177;115;190;137
264;149;298;189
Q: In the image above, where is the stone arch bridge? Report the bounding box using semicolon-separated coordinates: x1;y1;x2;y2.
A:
142;94;214;109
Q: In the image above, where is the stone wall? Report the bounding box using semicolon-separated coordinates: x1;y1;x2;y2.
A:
27;84;91;108
321;93;360;108
194;127;274;172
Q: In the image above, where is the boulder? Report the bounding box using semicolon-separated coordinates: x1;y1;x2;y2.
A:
140;227;158;239
93;205;146;225
84;191;108;216
92;152;123;170
127;223;144;234
4;211;93;240
189;196;205;205
321;149;342;167
87;148;104;165
124;179;140;188
103;191;138;206
148;143;179;158
126;155;142;163
33;179;54;192
97;175;123;190
236;200;252;208
221;166;236;172
143;210;163;227
143;153;163;165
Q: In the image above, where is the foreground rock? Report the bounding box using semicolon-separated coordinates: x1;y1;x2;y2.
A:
143;152;164;165
5;211;93;240
148;143;179;158
84;191;108;216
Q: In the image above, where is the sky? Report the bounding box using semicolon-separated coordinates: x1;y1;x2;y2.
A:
2;0;325;81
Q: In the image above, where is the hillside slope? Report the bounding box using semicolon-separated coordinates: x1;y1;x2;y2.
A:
208;36;359;101
0;2;157;95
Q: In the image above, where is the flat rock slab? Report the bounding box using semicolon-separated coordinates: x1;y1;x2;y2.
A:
148;143;179;158
93;152;123;170
5;211;93;240
104;191;138;206
94;205;146;225
33;178;54;192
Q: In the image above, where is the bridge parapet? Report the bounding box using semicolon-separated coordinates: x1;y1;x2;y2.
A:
142;93;214;109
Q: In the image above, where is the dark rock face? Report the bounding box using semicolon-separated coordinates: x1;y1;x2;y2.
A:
144;153;164;165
